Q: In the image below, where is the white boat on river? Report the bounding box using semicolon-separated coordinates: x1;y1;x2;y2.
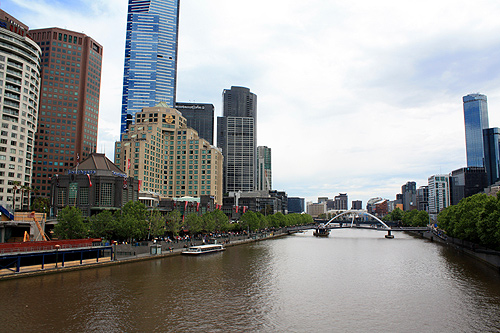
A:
182;244;225;255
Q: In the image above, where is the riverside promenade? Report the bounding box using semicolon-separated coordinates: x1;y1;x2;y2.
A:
0;229;289;281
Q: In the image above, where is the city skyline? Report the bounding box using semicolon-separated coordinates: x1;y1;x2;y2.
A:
4;0;500;205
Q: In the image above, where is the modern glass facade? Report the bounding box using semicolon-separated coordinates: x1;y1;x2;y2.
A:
463;93;489;167
428;174;450;221
175;102;214;145
483;127;500;186
121;0;180;134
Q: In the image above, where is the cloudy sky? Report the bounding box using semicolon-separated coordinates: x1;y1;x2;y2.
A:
3;0;500;206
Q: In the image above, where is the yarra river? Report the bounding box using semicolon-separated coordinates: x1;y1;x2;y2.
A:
1;229;500;332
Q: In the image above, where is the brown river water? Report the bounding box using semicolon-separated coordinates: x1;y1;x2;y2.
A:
1;228;500;332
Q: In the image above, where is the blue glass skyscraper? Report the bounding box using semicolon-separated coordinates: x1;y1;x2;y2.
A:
483;127;500;186
463;93;489;167
121;0;180;134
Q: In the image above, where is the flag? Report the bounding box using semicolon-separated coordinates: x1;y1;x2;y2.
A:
243;206;247;213
138;179;142;191
196;202;200;212
127;158;131;170
184;201;188;210
235;206;239;213
87;174;92;187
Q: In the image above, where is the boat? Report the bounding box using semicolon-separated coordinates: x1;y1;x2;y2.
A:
313;224;330;237
182;244;225;255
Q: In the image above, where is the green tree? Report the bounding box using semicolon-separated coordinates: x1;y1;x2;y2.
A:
413;210;430;227
119;201;149;241
166;210;182;236
53;206;88;239
89;210;116;240
149;209;166;238
212;209;229;231
202;212;216;233
31;196;50;214
185;213;203;235
240;211;260;231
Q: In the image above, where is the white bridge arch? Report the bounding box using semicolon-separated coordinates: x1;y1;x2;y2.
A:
324;209;391;230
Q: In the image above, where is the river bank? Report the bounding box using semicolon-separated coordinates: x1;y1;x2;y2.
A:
416;229;500;271
0;229;289;281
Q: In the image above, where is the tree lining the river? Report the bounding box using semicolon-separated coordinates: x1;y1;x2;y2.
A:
437;193;500;250
53;201;314;241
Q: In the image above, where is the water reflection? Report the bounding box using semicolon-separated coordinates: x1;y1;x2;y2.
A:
1;229;499;332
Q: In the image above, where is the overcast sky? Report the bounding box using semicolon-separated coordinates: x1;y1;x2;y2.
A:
3;0;500;206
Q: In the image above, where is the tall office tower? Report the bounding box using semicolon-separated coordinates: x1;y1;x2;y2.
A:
115;103;223;204
30;28;103;198
175;102;214;145
288;197;305;213
121;0;181;134
428;174;450;221
256;146;272;191
401;181;416;211
0;10;41;210
217;86;257;193
483;128;500;186
463;93;489;167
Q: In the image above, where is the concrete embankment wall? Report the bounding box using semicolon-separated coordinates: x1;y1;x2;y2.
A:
415;230;500;272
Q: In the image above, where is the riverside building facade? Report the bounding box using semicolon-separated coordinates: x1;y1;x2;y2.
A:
256;146;272;191
0;10;41;210
114;103;223;204
30;27;103;198
120;0;181;134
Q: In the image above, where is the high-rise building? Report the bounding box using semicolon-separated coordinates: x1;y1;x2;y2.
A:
416;186;429;212
121;0;181;134
401;181;417;211
288;197;305;213
463;93;489;167
114;102;223;204
483;128;500;186
450;166;487;205
334;193;348;210
217;86;257;193
175;102;214;145
0;10;41;210
256;146;272;191
30;28;103;198
428;174;450;221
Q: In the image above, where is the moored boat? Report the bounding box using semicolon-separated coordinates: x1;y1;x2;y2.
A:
182;244;225;255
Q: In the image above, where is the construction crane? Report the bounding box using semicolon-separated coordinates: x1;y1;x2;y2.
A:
30;211;49;241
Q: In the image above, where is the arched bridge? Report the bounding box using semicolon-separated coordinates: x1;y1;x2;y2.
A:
289;210;429;238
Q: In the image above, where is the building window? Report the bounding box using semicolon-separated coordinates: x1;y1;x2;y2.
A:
79;187;89;205
57;189;66;206
100;183;113;207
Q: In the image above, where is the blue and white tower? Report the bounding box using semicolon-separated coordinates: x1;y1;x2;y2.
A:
463;93;489;167
121;0;180;134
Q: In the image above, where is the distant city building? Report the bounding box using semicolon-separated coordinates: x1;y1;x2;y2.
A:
175;102;214;145
30;27;103;198
401;181;417;211
428;174;450;221
50;153;139;217
366;197;387;216
0;10;41;210
217;86;257;193
483;127;500;186
450;167;487;205
463;93;489;167
121;0;181;134
416;186;429;212
307;201;326;218
256;146;272;191
351;200;362;210
334;193;348;210
288;197;305;214
114;103;223;204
